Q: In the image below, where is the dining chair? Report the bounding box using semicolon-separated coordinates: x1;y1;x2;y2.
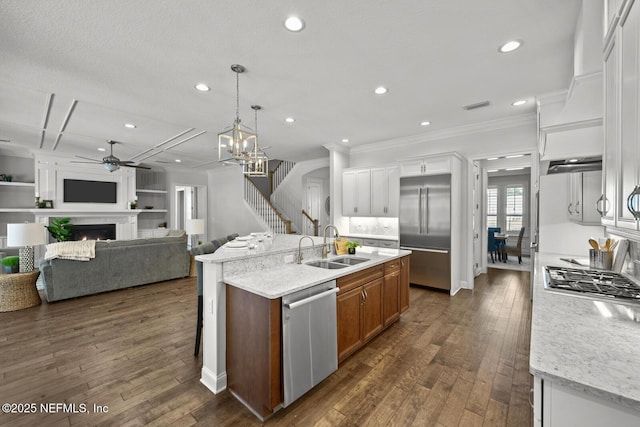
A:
487;227;501;263
505;227;525;264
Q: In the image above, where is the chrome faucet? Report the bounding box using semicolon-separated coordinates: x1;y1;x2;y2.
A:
297;236;315;264
322;225;340;259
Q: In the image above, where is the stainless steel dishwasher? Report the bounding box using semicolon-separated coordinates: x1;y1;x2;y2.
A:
282;280;339;407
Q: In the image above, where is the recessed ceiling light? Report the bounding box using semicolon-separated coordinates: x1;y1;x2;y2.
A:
487;157;499;160
374;86;388;95
285;117;295;123
487;169;499;173
284;16;305;32
194;83;210;92
98;147;106;152
420;121;431;126
512;100;527;106
499;40;522;53
124;123;136;129
505;154;524;159
506;167;525;171
175;159;181;163
342;139;349;143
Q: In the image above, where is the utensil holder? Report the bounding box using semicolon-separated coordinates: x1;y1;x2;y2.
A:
589;249;613;270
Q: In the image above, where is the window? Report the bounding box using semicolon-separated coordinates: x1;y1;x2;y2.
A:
487;187;498;228
505;185;524;232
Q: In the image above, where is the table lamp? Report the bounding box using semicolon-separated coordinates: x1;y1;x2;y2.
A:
7;223;46;273
186;218;205;249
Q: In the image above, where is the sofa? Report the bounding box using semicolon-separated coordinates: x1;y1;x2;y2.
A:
39;231;190;302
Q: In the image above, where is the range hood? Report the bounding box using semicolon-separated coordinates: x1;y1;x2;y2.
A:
541;156;602;175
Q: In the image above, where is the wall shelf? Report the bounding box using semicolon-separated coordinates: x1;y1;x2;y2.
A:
136;189;167;194
0;208;36;213
0;181;35;187
139;209;168;213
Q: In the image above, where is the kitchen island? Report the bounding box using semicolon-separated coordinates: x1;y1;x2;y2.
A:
195;233;410;419
530;253;640;426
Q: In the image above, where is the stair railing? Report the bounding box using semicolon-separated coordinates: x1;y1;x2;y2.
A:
244;176;292;234
301;210;319;236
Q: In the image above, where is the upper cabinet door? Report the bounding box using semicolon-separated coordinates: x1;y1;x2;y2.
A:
602;34;619;226
399;159;424;177
370;166;399;217
342;169;371;216
617;0;640;230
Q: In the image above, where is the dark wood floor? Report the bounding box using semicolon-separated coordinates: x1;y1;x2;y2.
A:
0;268;532;426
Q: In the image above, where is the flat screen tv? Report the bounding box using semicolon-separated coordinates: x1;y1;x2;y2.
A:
63;179;117;203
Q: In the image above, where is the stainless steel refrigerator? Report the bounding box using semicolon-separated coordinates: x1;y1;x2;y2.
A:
399;174;451;290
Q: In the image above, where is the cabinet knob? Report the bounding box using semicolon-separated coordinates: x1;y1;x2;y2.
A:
627;185;640;220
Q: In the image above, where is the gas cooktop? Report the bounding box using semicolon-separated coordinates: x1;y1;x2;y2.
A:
544;266;640;302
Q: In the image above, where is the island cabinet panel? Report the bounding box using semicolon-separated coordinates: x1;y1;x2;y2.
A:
382;260;401;327
226;285;282;419
336;258;409;364
400;256;410;313
337;287;364;362
361;278;384;342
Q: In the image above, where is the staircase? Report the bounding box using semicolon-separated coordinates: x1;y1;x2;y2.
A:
244;176;292;234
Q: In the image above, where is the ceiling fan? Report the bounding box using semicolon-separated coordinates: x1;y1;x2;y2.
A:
72;140;150;172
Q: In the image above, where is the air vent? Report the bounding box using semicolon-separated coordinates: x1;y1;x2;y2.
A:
463;101;491;110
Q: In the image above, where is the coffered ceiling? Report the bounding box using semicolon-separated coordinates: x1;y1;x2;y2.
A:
0;0;581;169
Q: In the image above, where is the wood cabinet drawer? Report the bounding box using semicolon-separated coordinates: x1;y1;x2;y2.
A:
337;265;384;294
384;259;400;275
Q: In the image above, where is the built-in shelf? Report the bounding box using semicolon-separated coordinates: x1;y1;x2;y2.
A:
0;208;36;213
136;189;167;194
0;181;35;187
139;209;168;213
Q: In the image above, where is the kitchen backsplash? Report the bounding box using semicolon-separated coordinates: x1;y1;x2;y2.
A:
348;217;398;237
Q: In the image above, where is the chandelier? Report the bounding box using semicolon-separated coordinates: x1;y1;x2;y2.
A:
218;64;269;177
243;105;269;177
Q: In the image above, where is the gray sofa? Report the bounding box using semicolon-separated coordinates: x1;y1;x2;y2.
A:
39;231;190;302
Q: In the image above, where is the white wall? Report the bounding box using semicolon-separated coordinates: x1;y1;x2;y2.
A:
207;166;264;239
539;173;604;256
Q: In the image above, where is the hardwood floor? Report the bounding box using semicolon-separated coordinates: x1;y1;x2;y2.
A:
0;269;532;426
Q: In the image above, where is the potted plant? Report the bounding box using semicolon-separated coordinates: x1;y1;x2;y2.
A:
1;255;20;274
346;240;361;255
45;217;73;242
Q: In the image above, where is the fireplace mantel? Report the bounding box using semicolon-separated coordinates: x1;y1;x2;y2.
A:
32;209;141;241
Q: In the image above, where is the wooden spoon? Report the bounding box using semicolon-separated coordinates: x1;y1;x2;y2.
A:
588;239;600;251
605;238;613;252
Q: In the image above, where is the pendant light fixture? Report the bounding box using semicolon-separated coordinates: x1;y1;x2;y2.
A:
243;105;269;177
218;64;257;163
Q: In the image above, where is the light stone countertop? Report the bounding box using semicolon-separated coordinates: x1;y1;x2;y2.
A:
530;252;640;410
223;246;411;299
195;234;325;263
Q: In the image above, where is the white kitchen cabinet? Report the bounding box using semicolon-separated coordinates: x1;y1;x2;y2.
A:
370;166;399;217
533;376;640;427
399;155;453;177
567;171;603;225
617;0;640;230
342;169;371;216
603;0;640;231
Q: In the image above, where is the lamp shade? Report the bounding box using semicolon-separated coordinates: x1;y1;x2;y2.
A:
7;223;46;247
186;219;205;235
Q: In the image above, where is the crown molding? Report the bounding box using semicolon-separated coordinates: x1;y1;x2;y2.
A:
350;113;536;155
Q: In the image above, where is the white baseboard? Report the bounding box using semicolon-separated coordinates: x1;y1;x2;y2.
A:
200;366;227;394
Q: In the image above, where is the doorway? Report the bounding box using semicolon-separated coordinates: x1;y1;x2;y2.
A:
174;185;208;240
472;152;536;275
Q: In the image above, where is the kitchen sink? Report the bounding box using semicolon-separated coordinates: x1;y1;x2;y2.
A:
331;256;370;265
305;260;349;269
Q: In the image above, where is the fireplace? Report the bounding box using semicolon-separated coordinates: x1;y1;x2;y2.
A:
68;224;117;241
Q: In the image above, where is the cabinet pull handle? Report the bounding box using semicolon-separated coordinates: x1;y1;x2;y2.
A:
596;194;604;216
627;185;640;220
575;200;580;215
567;203;573;215
529;388;534;409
